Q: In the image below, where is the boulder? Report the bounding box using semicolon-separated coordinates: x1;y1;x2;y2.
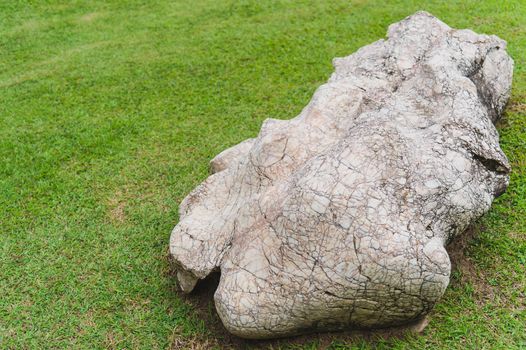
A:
169;11;513;339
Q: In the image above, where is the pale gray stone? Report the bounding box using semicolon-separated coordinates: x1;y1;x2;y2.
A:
169;11;513;339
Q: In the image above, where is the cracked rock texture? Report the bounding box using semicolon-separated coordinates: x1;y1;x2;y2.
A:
169;11;513;339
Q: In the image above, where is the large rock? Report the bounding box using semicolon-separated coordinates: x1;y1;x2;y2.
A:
169;11;513;339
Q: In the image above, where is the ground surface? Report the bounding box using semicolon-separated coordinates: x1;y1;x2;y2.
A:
0;1;524;349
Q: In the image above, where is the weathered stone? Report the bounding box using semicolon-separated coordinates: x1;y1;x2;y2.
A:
169;11;513;339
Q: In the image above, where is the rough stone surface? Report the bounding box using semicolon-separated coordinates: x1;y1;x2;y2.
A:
169;11;513;339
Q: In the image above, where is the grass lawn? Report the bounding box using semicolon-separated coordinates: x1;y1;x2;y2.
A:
0;0;525;349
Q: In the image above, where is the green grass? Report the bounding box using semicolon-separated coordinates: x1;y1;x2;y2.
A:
0;1;524;349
